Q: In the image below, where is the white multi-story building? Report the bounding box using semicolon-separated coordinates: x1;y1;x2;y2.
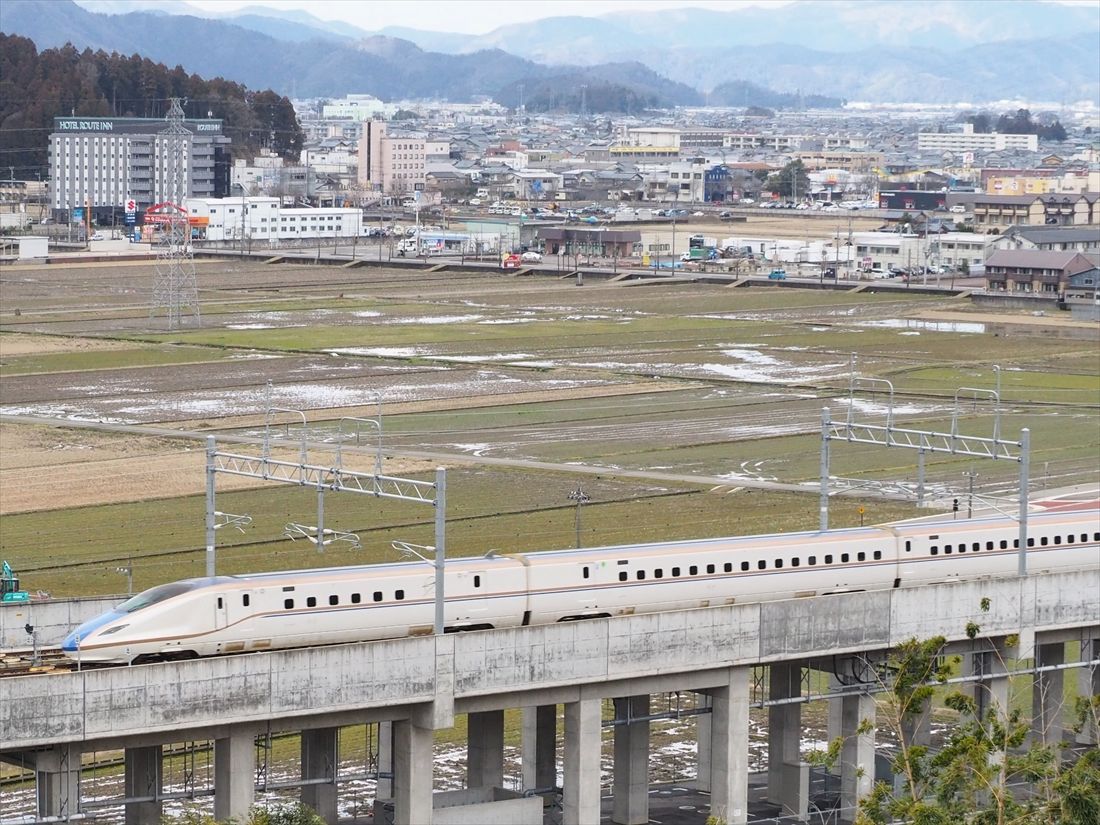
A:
321;94;396;121
917;124;1039;153
183;196;361;242
48;116;231;211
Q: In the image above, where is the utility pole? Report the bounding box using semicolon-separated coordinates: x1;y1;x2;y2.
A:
568;487;590;549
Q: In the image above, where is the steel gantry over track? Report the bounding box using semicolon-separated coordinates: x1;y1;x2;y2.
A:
203;404;450;634
820;362;1032;575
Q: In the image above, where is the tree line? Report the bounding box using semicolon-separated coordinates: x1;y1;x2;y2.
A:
964;108;1068;142
0;33;303;179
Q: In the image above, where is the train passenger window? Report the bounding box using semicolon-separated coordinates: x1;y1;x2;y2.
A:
307;596;317;607
1083;533;1090;542
774;559;783;569
873;550;882;560
841;553;850;563
986;541;994;550
1054;536;1061;545
958;546;965;554
825;554;833;564
284;599;294;609
351;593;361;604
1094;532;1099;541
689;566;698;575
637;571;646;581
395;590;405;600
808;556;817;566
1013;539;1019;548
857;552;865;561
1027;538;1035;547
724;563;733;573
672;567;681;577
930;548;938;556
1001;540;1008;549
243;595;250;607
757;560;766;570
972;543;980;552
329;595;339;606
1040;537;1048;547
582;568;589;580
791;557;800;567
373;592;383;602
945;544;952;553
619;572;628;582
217;597;223;609
474;575;482;587
654;569;664;579
706;564;715;574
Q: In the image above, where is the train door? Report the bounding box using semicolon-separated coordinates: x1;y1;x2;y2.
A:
215;593;229;630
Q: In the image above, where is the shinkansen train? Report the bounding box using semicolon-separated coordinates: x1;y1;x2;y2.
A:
62;508;1100;665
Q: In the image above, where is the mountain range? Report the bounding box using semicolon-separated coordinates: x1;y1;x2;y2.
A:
4;0;1099;105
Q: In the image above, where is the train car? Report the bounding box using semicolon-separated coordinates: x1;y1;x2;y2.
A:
61;509;1100;665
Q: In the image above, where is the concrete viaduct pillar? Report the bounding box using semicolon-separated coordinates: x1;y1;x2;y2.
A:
467;709;505;789
612;694;650;825
214;729;255;822
300;728;338;824
839;691;875;824
1079;638;1100;746
376;720;393;800
1032;641;1066;747
708;666;750;825
767;661;808;820
34;743;81;821
521;704;557;792
694;692;712;792
971;647;1010;725
124;744;163;825
393;718;434;825
563;698;602;825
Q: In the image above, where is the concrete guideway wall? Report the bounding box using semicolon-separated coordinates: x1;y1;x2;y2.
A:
2;570;1098;751
1;596;116;649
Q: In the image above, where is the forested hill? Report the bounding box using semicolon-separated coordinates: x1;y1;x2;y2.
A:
0;33;303;181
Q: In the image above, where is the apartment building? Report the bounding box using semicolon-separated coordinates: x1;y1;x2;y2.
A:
984;249;1096;294
48;116;231;212
357;121;449;195
611;126;681;160
917;124;1038;153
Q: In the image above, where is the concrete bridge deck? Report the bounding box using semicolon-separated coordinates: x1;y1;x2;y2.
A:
2;569;1097;825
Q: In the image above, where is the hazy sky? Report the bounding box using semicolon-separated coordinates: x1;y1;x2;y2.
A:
181;0;1092;34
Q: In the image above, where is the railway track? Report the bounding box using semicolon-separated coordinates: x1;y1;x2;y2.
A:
0;647;79;677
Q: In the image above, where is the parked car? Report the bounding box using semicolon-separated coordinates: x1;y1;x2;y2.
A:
520;251;542;263
468;198;482;206
768;269;787;280
89;232;105;241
